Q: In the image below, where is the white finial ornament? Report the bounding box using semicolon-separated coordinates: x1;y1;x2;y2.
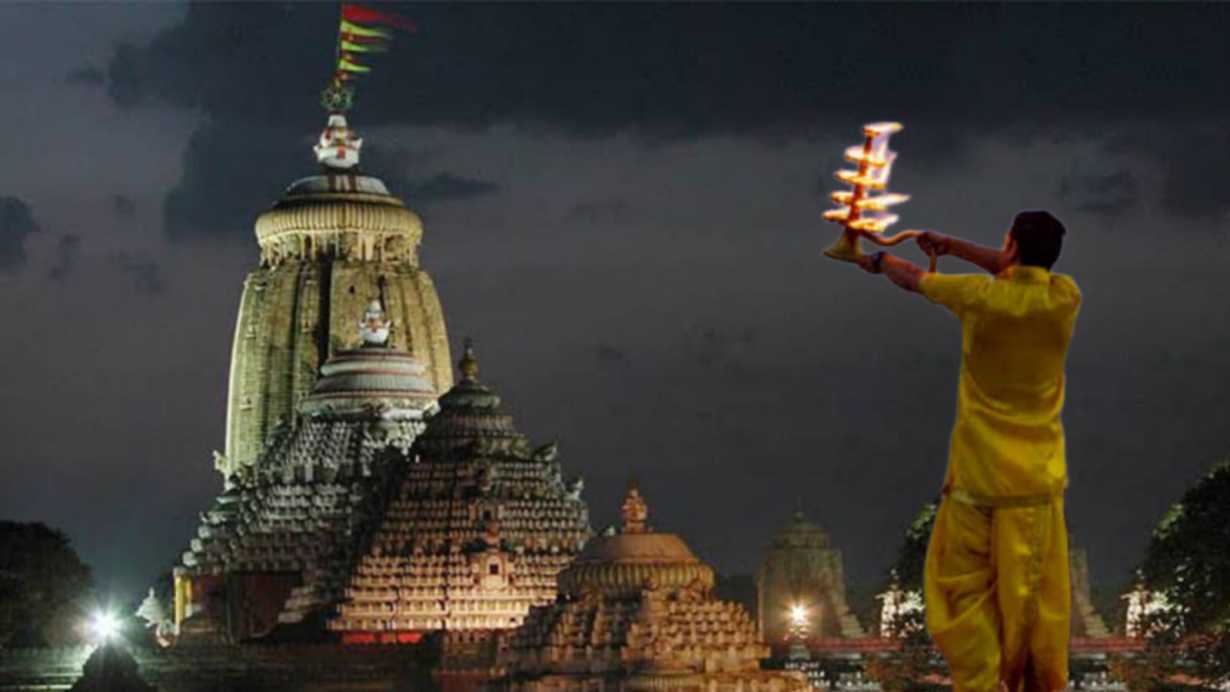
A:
315;113;363;170
359;300;391;346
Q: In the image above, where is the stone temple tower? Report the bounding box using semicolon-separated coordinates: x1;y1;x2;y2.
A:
219;114;452;481
757;511;865;648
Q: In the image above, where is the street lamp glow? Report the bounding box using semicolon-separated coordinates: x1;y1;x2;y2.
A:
87;611;120;643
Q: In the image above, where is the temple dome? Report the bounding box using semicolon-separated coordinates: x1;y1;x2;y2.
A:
254;171;423;267
556;482;714;598
558;532;714;599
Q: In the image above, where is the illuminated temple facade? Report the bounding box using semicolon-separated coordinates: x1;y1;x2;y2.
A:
218;114;452;482
172;116;591;645
176;300;439;640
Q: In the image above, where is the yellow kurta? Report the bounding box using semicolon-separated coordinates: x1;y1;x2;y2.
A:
919;265;1081;692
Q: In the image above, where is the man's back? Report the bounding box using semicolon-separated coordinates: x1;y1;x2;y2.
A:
849;210;1080;691
921;265;1081;502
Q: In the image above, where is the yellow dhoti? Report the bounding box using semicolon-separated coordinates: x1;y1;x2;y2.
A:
924;495;1070;692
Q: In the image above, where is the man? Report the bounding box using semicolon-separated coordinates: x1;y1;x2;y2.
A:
855;211;1080;692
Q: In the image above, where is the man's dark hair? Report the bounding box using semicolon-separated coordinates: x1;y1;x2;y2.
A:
1010;210;1065;269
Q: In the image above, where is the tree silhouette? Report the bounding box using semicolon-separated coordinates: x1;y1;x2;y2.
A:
1137;460;1230;687
0;521;94;647
865;502;944;692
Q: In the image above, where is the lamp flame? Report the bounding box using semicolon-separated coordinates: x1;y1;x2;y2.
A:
822;120;936;271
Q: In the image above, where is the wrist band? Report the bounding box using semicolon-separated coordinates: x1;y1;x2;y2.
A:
870;251;886;273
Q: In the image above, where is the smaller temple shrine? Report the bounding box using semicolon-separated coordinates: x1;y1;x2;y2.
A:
498;483;808;691
756;512;865;651
1069;541;1111;639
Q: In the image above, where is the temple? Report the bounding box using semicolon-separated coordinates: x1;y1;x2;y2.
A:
171;114;591;647
1069;541;1111;639
498;483;808;691
756;512;865;651
219;113;451;481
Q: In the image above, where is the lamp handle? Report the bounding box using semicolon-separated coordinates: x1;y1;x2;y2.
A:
856;228;939;272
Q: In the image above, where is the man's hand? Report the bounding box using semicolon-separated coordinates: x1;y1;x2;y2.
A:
916;231;1008;275
917;231;951;260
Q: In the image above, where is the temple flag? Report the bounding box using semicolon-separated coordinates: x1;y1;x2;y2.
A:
321;2;418;112
340;39;388;54
339;19;391;40
337;57;372;74
341;4;418;33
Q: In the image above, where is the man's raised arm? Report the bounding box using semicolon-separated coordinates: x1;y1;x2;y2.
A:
856;251;925;292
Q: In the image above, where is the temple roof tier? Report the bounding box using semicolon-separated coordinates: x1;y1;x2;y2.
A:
253;168;423;267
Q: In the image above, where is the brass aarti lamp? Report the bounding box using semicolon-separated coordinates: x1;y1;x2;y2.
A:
823;121;937;271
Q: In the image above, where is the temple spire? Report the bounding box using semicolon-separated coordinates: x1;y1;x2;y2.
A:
621;479;649;534
458;338;479;382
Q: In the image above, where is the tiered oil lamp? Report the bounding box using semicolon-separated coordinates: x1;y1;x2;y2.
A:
823;121;936;271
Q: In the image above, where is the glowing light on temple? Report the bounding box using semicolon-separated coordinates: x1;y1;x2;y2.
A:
789;603;809;629
87;611;120;643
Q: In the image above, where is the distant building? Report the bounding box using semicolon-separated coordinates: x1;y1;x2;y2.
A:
756;512;865;650
1069;542;1111;639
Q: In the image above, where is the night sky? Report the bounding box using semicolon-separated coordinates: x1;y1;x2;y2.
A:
2;2;1228;610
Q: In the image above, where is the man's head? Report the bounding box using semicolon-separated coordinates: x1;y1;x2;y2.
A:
1004;210;1066;269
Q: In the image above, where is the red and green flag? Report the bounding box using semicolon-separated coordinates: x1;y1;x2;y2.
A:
325;3;416;104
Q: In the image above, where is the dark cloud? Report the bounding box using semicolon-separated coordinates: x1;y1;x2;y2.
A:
0;197;40;272
104;4;1230;241
162;122;303;241
1058;161;1138;215
107;4;1230;136
112;194;136;217
66;66;105;86
1105;125;1230;222
359;143;440;197
567;199;636;226
1157;131;1230;222
108;253;165;295
47;234;82;282
594;344;630;368
682;326;757;371
402;173;500;205
362;143;438;171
